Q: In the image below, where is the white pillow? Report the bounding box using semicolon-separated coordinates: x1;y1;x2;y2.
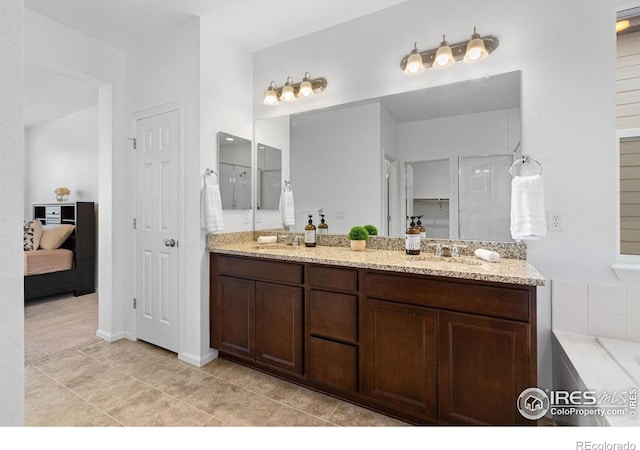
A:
39;224;75;250
23;219;44;251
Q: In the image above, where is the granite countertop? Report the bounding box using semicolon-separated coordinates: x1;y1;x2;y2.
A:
208;240;545;287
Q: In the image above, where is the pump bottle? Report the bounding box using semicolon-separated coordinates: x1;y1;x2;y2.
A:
416;216;426;239
405;216;421;255
318;214;329;234
304;215;317;247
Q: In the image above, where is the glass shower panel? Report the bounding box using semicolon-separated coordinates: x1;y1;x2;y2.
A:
458;155;513;241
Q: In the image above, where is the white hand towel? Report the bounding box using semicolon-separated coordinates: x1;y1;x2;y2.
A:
279;190;295;227
257;236;277;244
510;174;546;241
474;248;500;263
201;183;224;233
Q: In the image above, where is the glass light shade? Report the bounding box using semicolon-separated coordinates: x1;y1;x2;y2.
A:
280;83;295;102
463;36;488;63
404;49;425;75
299;79;314;97
433;43;455;69
263;86;279;105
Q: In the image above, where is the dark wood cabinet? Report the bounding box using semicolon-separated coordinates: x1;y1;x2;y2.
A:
362;298;438;421
438;311;531;425
306;265;360;394
211;255;303;376
215;275;255;360
210;253;537;425
255;281;303;374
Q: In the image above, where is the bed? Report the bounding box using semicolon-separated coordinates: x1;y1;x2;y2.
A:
23;202;96;301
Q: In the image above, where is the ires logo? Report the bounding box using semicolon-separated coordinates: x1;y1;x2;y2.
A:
548;390;597;406
517;388;636;421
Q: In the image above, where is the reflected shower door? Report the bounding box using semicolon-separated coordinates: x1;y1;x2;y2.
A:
458;155;513;241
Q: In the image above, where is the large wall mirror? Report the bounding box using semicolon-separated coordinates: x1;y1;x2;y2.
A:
255;70;521;241
217;131;252;210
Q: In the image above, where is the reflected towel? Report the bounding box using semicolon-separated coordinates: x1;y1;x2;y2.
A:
510;175;546;241
279;190;295;227
201;183;224;233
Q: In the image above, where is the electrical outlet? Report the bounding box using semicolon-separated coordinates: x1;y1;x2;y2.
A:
548;211;563;231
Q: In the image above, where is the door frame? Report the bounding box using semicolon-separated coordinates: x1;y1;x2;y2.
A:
129;100;185;353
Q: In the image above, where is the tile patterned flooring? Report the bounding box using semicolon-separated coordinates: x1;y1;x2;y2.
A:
25;339;409;427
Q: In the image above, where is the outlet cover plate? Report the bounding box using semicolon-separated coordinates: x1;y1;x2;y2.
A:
548;211;563;231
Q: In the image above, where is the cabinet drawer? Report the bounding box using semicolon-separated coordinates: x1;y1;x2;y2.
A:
365;272;531;322
216;255;303;285
309;265;357;292
308;337;357;393
309;290;357;343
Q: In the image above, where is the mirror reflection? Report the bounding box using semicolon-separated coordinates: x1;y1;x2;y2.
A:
256;70;521;241
257;143;282;210
217;132;252;210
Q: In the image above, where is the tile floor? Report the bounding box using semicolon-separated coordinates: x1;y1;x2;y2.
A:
25;339;409;427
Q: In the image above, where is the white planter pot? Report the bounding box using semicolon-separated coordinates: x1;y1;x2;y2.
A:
350;240;366;251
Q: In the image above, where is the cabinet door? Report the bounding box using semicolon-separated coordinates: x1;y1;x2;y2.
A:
255;282;303;375
216;276;255;360
438;311;530;425
363;298;437;420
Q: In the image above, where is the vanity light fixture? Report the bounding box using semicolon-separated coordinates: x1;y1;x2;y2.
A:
433;35;455;69
401;27;498;74
263;81;279;105
463;27;489;63
403;43;425;75
262;73;327;106
280;76;296;102
299;72;314;97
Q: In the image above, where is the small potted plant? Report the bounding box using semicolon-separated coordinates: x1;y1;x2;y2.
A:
348;226;369;251
363;224;378;236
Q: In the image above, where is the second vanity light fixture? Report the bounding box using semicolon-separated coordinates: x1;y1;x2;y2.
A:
263;72;328;106
401;27;499;75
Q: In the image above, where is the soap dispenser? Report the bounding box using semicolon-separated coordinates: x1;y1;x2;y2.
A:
405;216;421;255
304;215;317;247
416;216;426;239
318;214;329;234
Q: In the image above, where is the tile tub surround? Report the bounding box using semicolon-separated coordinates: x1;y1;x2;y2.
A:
208;239;544;286
551;280;640;342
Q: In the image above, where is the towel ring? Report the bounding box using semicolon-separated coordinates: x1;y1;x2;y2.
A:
509;155;542;178
204;168;217;185
283;180;292;192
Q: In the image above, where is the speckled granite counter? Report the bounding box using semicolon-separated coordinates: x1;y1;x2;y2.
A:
208;238;545;287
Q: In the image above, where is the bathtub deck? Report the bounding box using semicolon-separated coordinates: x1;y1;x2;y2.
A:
553;331;639;427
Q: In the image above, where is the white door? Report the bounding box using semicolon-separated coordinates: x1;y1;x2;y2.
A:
134;107;180;352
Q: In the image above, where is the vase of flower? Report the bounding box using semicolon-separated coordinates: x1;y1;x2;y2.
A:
54;187;70;203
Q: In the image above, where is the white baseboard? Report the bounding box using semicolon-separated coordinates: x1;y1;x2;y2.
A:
96;329;130;342
179;348;218;367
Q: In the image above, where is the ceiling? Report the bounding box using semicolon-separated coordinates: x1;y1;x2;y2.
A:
23;0;409;128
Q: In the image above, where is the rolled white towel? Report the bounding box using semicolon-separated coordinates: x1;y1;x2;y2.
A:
474;248;500;263
257;236;277;244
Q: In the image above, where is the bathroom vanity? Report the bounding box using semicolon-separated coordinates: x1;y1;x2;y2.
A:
209;238;544;425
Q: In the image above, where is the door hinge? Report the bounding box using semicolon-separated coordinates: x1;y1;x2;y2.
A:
126;137;137;149
133;218;137;229
133;298;137;309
